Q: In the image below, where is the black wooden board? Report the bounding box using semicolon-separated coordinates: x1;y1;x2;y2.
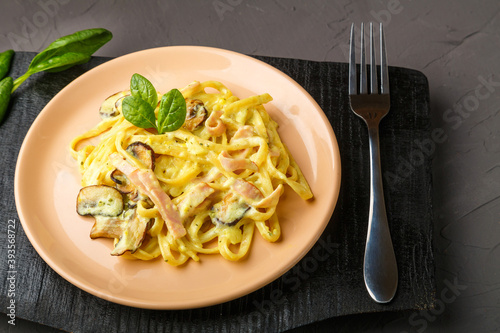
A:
0;52;435;333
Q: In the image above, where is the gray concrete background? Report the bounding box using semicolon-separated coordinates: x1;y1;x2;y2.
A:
1;0;500;332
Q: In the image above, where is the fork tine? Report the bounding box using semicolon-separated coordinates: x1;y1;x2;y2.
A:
380;23;389;94
359;23;367;94
349;23;356;95
370;22;378;94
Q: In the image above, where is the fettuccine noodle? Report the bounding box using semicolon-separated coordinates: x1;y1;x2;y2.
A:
70;80;312;266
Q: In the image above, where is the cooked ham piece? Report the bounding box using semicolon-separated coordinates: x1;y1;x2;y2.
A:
232;125;255;140
205;110;226;136
218;151;258;172
231;179;284;208
176;182;215;220
109;153;186;239
231;179;263;202
252;184;284;208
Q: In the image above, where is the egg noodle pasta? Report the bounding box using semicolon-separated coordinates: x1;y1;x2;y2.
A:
70;80;313;266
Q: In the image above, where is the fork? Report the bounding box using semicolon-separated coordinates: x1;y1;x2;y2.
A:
349;22;398;303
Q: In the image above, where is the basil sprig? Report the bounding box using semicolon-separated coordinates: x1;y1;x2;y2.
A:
122;73;186;133
12;28;112;91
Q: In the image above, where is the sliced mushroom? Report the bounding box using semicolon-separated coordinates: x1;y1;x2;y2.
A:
114;95;129;113
99;91;130;119
126;142;155;169
89;207;151;255
210;192;250;227
90;215;125;239
183;99;207;131
110;169;136;194
128;190;141;202
111;212;152;256
77;185;123;217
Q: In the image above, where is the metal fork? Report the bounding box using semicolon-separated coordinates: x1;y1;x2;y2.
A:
349;22;398;303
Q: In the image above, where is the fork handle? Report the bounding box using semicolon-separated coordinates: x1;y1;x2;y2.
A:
363;125;398;303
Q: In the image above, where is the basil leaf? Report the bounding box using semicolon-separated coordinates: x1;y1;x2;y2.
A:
0;77;13;123
12;28;113;92
29;52;91;74
157;89;186;134
122;96;157;130
0;50;14;80
27;28;112;74
130;73;158;110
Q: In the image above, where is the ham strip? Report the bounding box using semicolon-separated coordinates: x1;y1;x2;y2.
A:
109;153;186;239
229;125;256;159
193;168;222;184
176;183;215;220
232;125;255;140
231;179;263;202
205;110;226;136
218;151;258;172
252;184;284;208
231;179;283;208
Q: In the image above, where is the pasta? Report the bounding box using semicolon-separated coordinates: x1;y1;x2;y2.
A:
70;80;313;266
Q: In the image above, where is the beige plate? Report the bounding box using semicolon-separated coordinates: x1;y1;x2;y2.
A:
14;46;341;309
